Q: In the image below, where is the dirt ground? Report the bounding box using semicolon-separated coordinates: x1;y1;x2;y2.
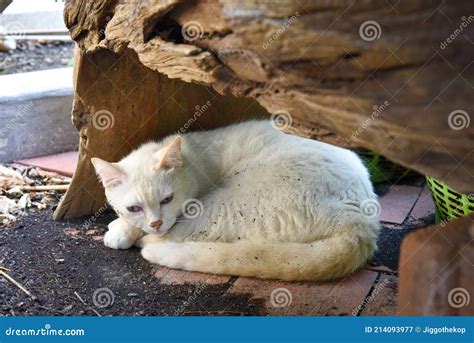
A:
0;207;426;316
0;165;432;316
0;40;73;75
0;209;265;316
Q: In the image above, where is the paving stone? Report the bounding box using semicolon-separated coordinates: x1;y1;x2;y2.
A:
152;266;171;279
379;185;422;224
365;265;396;274
360;274;398;316
312;269;378;315
153;267;231;285
407;184;435;223
225;269;377;316
226;277;333;315
16;151;77;176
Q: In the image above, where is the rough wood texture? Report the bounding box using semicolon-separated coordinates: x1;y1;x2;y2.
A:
0;0;11;13
63;0;473;192
53;48;268;219
398;215;474;315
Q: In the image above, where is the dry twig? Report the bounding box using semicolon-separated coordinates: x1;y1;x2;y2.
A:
74;291;102;316
18;184;69;192
0;270;36;300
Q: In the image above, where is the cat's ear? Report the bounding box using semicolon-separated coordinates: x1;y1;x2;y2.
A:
91;158;125;189
154;136;183;170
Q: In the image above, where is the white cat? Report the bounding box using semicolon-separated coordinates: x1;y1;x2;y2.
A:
92;121;380;281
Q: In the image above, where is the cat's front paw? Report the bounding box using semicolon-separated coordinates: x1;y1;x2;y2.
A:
104;229;136;249
104;218;144;250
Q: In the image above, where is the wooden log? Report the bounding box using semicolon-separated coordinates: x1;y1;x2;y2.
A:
53;48;269;219
0;0;11;13
398;215;474;315
62;0;474;193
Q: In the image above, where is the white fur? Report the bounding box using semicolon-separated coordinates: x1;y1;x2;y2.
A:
93;121;381;281
104;218;144;249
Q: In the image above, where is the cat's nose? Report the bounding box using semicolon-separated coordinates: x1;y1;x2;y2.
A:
150;220;163;230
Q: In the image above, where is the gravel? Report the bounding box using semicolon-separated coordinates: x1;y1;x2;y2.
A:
0;39;74;75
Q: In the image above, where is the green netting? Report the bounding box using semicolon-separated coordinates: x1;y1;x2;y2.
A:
426;176;474;223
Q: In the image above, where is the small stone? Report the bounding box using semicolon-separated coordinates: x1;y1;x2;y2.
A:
6;187;23;198
0;196;17;213
18;194;31;209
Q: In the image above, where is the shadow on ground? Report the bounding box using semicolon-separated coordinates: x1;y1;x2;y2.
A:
0;210;263;316
1;174;433;316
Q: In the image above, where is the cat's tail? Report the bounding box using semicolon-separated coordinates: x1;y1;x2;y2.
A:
141;226;378;281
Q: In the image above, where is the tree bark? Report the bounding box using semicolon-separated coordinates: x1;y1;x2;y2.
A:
62;0;473;193
53;47;268;219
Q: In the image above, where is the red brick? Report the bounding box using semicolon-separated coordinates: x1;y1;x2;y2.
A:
152;266;171;279
407;184;435;223
360;274;398;316
312;269;378;315
365;265;395;274
154;267;231;285
225;269;377;316
226;277;333;315
16;151;78;177
379;185;421;224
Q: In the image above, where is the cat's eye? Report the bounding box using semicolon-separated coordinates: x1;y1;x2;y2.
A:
160;194;174;205
126;206;142;213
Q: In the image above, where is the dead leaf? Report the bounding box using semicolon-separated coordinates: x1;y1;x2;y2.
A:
18;194;31;209
63;227;81;238
0;196;17;214
0;166;25;189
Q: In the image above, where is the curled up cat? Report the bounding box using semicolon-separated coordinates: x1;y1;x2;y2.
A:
91;121;381;281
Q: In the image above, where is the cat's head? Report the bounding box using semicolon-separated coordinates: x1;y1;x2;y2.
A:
91;136;187;236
